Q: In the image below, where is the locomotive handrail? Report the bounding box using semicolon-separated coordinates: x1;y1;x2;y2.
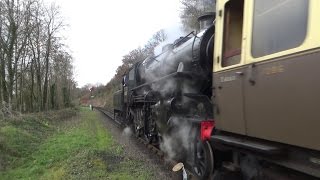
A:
191;31;199;60
173;31;196;48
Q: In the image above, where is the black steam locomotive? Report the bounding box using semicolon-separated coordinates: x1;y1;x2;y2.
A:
113;13;215;178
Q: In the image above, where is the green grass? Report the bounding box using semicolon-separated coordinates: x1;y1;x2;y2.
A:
0;108;153;180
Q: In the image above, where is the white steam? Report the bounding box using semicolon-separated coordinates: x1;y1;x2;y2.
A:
154;23;184;55
160;135;176;160
159;116;195;161
151;79;177;97
122;126;133;137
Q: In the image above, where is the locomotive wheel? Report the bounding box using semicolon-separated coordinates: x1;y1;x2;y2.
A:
194;140;214;179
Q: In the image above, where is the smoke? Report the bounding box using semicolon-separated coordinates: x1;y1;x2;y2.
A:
154;23;184;55
182;79;197;94
122;126;133;137
151;78;177;97
149;76;197;98
159;116;196;161
160;135;176;160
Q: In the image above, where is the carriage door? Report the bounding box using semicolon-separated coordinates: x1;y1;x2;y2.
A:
213;0;246;135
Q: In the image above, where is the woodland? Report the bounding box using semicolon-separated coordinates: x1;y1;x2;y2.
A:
0;0;76;115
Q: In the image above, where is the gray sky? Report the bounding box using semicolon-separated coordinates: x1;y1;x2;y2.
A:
46;0;183;87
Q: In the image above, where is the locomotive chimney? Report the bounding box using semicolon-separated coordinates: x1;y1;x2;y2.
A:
198;12;215;31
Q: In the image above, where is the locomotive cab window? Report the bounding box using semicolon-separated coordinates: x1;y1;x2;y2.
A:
222;0;244;67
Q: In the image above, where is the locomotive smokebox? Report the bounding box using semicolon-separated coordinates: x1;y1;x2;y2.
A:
198;12;215;31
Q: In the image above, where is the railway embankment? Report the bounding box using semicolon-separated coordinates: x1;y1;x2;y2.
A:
0;107;155;179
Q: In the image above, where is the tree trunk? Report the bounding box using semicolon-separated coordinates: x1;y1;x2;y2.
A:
30;58;34;112
1;57;8;104
42;35;51;111
36;59;42;111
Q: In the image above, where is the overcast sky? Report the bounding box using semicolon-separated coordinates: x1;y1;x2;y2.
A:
45;0;183;87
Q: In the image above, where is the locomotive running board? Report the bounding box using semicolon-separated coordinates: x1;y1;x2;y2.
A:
211;135;285;155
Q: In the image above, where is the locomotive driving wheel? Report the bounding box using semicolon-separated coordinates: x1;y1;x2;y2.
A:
193;137;214;179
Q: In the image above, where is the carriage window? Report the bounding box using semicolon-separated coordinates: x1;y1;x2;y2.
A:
222;0;244;67
252;0;309;58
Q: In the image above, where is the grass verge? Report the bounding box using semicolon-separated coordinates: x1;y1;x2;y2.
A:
0;108;153;179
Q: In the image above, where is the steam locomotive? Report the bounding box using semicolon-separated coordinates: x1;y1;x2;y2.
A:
113;12;215;178
114;0;320;179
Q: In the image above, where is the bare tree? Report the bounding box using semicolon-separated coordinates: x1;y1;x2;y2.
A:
0;0;75;114
180;0;215;32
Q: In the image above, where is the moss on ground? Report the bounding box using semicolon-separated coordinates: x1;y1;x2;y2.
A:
0;108;153;179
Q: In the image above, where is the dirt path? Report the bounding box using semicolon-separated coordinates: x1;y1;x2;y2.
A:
96;110;182;180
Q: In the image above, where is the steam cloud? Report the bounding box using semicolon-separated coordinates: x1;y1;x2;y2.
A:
154;23;184;56
122;126;133;137
159;116;196;162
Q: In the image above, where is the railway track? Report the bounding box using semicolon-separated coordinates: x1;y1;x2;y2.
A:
94;106;197;180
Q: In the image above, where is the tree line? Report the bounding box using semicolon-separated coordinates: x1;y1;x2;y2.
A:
0;0;76;115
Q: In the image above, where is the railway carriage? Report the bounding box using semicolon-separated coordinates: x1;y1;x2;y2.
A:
211;0;320;179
